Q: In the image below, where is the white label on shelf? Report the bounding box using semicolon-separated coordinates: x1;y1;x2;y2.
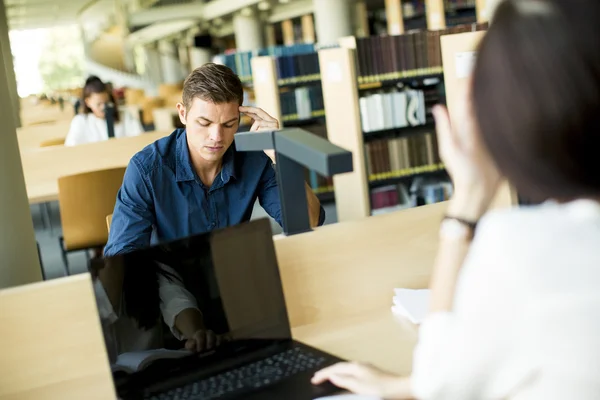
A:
455;51;477;78
256;68;268;83
326;62;343;83
390;23;402;35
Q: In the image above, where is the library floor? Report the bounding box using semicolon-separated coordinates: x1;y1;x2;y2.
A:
32;201;338;280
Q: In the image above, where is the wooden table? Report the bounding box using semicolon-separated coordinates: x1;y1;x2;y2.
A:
294;309;418;375
17;120;72;152
21;132;169;204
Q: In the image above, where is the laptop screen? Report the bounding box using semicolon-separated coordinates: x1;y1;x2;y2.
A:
89;218;292;377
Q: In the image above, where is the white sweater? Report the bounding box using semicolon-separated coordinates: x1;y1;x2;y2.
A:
64;112;144;146
412;199;600;400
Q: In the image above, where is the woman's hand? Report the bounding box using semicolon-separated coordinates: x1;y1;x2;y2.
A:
311;362;411;399
433;84;501;221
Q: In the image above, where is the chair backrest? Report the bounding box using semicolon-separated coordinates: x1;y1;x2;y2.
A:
39;138;65;147
0;274;115;399
106;214;112;233
58;167;126;251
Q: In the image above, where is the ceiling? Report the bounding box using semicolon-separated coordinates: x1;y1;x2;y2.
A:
5;0;91;30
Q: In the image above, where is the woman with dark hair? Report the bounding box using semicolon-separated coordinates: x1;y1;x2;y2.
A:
65;76;143;146
312;0;600;399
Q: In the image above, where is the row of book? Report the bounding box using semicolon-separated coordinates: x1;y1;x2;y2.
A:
370;178;452;213
365;133;441;182
360;88;437;133
355;23;487;84
276;53;320;85
280;86;325;122
213;44;316;84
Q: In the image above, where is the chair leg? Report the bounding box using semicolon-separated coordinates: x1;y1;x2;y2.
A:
58;236;70;276
44;202;53;234
37;241;46;281
38;204;47;230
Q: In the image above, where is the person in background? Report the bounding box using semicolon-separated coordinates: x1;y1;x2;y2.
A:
65;76;143;146
313;0;600;399
104;63;325;257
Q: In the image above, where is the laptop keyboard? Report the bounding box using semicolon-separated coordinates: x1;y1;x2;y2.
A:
145;346;327;400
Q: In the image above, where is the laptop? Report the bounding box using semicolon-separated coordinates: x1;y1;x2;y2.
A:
89;218;343;400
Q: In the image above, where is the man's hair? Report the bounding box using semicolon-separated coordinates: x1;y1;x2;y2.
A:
473;0;600;202
182;63;244;110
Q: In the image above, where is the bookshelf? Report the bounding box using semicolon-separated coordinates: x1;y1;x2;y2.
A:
318;24;487;220
251;52;334;204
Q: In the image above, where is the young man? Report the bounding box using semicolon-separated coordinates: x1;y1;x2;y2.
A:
104;63;325;257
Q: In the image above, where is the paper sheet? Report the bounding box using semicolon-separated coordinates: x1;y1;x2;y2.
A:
392;288;430;324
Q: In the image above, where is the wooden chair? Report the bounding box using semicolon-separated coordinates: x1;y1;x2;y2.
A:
39;138;65;147
106;214;112;233
58;167;125;275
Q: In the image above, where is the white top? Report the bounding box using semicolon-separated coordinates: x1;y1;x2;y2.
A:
411;199;600;400
93;263;199;360
64;111;144;146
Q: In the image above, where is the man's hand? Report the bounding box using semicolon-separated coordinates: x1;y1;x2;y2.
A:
185;329;221;352
239;106;280;162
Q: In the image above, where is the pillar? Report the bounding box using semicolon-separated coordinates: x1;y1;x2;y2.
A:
158;40;182;84
0;0;42;288
178;42;190;75
301;14;315;44
426;0;446;30
265;24;276;47
143;43;162;96
0;0;20;128
233;9;264;51
313;0;353;47
281;19;295;46
189;47;212;69
385;0;405;35
354;0;370;38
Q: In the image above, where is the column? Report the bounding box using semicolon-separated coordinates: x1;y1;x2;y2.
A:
143;43;162;96
301;14;315;44
233;9;264;51
385;0;405;35
354;0;370;38
313;0;353;47
426;0;446;30
0;0;20;128
189;47;212;69
281;19;295;46
178;42;190;76
265;25;276;47
158;40;182;84
0;0;42;288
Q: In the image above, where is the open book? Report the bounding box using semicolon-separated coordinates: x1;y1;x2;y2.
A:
111;348;193;374
391;289;430;324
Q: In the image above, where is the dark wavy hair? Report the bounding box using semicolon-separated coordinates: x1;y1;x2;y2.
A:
81;75;120;123
472;0;600;202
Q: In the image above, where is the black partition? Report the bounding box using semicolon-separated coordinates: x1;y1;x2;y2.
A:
235;128;353;236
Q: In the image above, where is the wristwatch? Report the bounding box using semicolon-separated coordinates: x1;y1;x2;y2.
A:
439;216;477;241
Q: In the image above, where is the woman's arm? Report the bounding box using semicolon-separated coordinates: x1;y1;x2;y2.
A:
64;115;88;146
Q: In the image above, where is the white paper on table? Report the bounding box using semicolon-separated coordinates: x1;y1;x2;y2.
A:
392;289;430;324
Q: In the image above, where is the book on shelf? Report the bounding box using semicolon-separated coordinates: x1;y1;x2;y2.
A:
360;88;436;133
354;23;487;84
365;131;441;182
275;52;321;85
281;85;324;122
213;44;317;84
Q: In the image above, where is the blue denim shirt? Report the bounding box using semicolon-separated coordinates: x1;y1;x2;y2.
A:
104;129;324;256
